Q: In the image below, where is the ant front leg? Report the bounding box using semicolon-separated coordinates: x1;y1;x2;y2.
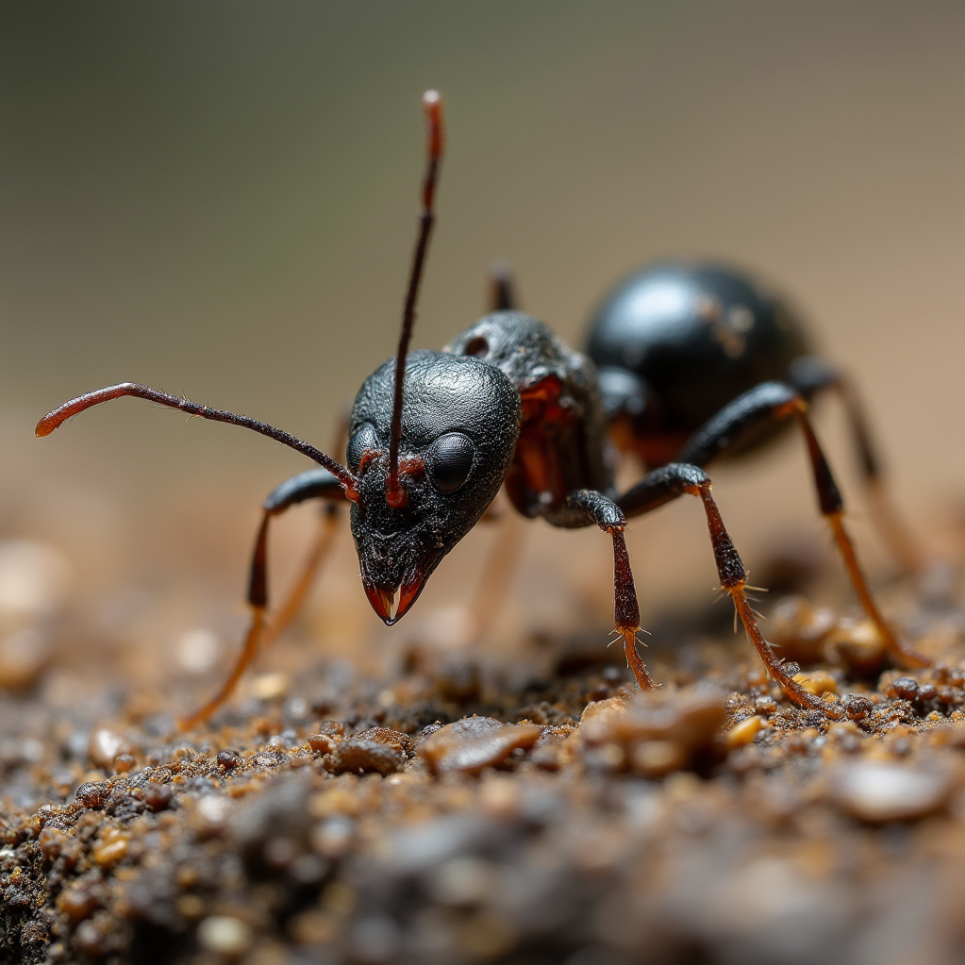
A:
616;464;837;716
564;490;654;690
678;382;928;669
790;356;925;575
179;468;346;730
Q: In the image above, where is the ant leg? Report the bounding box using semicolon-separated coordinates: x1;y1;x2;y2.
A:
790;356;925;575
468;511;525;640
679;382;929;669
262;504;339;652
488;262;517;312
617;464;839;715
563;490;654;690
178;468;346;730
246;413;350;652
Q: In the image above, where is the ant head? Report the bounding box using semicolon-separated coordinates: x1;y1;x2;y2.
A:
347;350;521;624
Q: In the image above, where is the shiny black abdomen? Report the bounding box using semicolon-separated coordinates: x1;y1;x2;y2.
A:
585;262;813;441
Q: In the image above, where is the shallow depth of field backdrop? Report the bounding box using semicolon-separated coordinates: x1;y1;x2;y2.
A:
0;2;963;680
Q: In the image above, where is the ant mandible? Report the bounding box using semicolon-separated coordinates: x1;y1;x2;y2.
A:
36;91;926;727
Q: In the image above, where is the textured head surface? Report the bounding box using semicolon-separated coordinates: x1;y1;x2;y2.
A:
347;350;521;622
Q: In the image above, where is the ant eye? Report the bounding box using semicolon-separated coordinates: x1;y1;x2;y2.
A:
347;422;379;471
463;336;489;358
427;433;475;492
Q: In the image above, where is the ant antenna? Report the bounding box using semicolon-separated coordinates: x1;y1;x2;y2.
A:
386;89;445;509
35;383;359;497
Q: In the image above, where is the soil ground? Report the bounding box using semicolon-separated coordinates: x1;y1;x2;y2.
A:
3;508;965;965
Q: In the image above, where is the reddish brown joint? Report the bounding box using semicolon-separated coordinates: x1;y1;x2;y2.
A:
385;480;408;509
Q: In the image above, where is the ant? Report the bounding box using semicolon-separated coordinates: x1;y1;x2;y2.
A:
36;91;927;728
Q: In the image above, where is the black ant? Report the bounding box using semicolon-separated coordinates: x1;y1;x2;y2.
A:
36;92;927;727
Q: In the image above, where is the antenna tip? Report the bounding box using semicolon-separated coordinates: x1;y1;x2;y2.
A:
422;89;442;107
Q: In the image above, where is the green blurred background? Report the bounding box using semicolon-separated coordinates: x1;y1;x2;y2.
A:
1;2;963;655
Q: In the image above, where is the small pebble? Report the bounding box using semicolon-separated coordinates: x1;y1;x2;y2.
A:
0;628;52;691
197;916;252;957
825;619;887;675
74;781;108;809
89;727;133;770
769;596;837;664
93;829;129;867
307;733;339;754
142;782;174;812
113;752;137;773
841;694;874;720
419;717;542;775
327;739;404;776
834;761;952;822
216;750;243;771
888;676;920;701
792;670;837;696
352;727;413;756
725;715;763;750
0;539;70;617
249;672;290;701
175;628;222;673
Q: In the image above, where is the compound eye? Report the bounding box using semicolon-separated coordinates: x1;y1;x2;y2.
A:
347;422;380;472
427;433;475;493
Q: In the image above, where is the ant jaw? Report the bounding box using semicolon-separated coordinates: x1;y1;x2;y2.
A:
363;574;425;626
367;585;400;622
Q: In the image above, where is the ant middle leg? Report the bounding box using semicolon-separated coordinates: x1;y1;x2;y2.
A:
615;464;837;715
565;489;655;692
678;381;929;669
178;468;346;730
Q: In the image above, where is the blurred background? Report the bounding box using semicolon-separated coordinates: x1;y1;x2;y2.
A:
0;2;963;696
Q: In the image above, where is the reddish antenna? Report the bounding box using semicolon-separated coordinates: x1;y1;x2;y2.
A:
386;90;445;509
36;383;359;498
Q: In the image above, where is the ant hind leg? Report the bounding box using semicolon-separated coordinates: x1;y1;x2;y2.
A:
678;382;929;670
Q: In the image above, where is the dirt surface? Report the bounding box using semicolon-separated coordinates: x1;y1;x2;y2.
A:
3;527;965;965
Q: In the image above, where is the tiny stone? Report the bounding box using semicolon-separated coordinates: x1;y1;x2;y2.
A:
308;733;338;754
919;683;938;701
841;694;874;720
725;715;763;750
57;886;99;924
197;916;252;957
249;671;290;701
0;540;70;616
38;828;67;861
632;740;687;777
216;750;243;771
93;833;129;867
89;727;132;770
113;753;137;774
143;782;174;812
74;920;103;958
419;717;543;775
888;677;920;701
326;739;404;776
834;762;952;823
74;781;108;809
175;628;221;674
792;670;837;696
0;628;51;691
